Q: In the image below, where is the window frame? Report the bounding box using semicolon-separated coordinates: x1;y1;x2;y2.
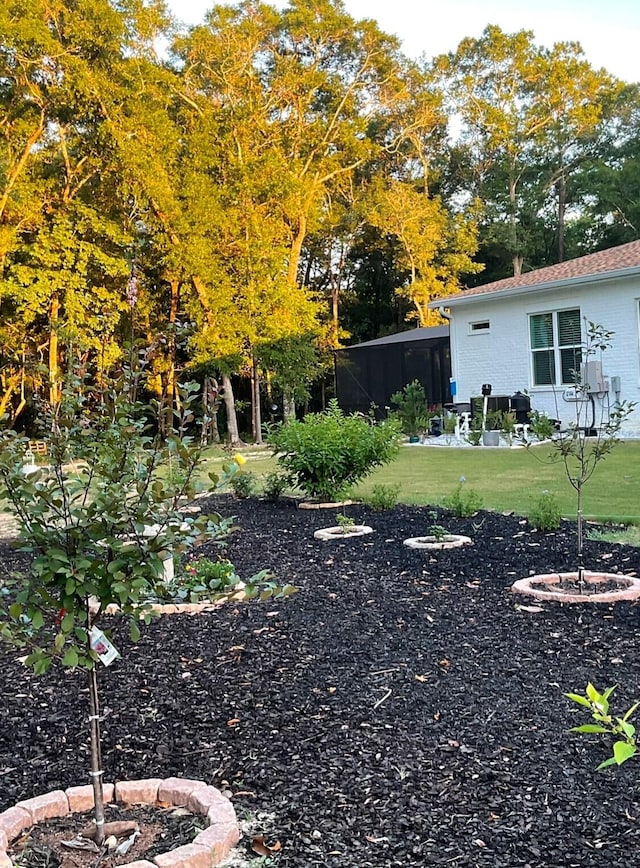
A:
468;319;490;335
529;308;582;387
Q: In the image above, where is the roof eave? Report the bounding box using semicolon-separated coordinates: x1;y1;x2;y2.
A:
429;264;640;310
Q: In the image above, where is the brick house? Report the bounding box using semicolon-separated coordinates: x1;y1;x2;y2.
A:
429;239;640;434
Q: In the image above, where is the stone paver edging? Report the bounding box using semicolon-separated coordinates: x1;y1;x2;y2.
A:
511;571;640;604
314;525;373;540
0;777;239;868
403;534;473;550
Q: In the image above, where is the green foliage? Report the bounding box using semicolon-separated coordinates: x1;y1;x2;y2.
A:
443;477;483;517
262;470;291;501
566;683;638;770
156;558;239;603
427;510;448;541
0;375;242;672
362;483;401;511
528;410;556;441
528;490;562;531
528;323;636;567
153;557;294;606
229;471;256;499
390;380;429;436
464;412;484;446
335;512;356;533
267;400;401;502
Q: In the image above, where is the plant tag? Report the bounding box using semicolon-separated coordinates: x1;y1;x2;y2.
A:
89;626;120;666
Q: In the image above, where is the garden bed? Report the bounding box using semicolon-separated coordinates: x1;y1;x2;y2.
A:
2;497;640;867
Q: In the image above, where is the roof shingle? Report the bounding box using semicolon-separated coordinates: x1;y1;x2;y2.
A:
445;238;640;302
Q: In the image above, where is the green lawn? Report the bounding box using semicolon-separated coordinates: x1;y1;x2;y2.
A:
201;440;640;525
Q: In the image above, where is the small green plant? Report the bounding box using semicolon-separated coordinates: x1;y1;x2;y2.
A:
262;470;290;501
390;380;429;437
566;683;638;769
528;490;562;531
157;558;239;602
363;483;401;511
443;476;483;517
464;414;483;446
528;409;556;441
335;512;355;533
427;510;448;541
483;409;503;431
267;400;401;502
442;412;457;440
230;470;256;498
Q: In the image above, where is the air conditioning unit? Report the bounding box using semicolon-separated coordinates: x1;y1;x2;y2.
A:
580;361;608;393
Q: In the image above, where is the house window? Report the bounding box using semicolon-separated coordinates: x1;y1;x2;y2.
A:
529;309;581;386
469;320;490;334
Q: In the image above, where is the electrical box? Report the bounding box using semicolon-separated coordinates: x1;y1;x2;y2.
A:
581;361;608;393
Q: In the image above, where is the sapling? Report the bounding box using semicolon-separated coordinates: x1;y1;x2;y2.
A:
528;322;635;588
566;683;638;769
0;371;291;843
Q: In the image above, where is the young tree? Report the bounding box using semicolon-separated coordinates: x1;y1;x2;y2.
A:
0;372;286;842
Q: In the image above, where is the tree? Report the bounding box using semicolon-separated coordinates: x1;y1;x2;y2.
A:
367;179;482;325
0;370;288;842
434;26;624;275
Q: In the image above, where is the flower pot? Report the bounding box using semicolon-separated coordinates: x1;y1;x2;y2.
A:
482;430;500;447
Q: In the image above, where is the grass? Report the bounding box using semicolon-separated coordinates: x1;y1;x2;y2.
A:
200;440;640;526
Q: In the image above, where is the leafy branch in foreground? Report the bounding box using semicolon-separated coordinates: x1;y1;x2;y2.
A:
0;371;293;845
566;683;638;769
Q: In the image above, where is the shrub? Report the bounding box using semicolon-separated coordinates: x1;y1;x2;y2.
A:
262;470;291;501
267;400;401;502
443;477;483;517
363;483;401;511
389;380;429;436
529;490;561;531
230;470;256;498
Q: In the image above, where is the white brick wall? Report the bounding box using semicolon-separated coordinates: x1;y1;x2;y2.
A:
450;275;640;434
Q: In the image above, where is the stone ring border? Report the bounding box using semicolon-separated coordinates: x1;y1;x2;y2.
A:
403;534;473;550
511;571;640;604
314;525;373;540
0;777;240;868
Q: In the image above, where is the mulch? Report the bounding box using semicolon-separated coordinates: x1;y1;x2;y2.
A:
2;495;640;867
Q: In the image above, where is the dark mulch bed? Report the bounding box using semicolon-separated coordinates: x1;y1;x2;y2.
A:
2;496;640;867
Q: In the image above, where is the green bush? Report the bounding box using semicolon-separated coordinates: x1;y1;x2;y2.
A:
262;470;291;501
363;483;401;511
390;380;430;436
229;470;256;498
267;400;401;502
443;477;483;517
529;490;561;531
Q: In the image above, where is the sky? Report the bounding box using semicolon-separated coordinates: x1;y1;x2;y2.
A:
165;0;640;84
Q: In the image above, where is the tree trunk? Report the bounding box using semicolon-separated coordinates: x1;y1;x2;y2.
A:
556;175;566;263
87;664;105;846
283;394;296;422
161;279;180;438
201;377;221;445
221;374;243;448
49;294;61;408
576;482;584;590
251;358;263;445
